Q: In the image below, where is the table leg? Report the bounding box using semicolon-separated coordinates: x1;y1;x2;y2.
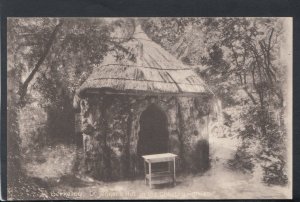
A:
144;161;147;185
173;158;176;186
149;163;152;188
168;161;171;185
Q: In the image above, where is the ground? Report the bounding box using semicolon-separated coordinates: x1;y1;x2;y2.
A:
24;135;291;200
48;166;290;199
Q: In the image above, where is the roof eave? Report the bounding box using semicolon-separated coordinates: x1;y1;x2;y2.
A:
78;87;214;98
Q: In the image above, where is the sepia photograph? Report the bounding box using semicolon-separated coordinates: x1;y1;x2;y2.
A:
6;17;292;200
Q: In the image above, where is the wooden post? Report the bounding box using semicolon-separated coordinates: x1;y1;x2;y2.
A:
149;162;152;188
173;157;176;186
144;161;147;185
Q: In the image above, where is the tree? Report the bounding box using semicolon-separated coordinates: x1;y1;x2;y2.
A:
199;18;288;184
7;17;137;198
7;18;67;199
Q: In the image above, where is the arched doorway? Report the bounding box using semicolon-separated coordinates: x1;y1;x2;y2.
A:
137;104;169;172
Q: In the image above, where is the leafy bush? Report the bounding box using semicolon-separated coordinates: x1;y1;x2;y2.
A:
262;160;288;185
228;105;288;185
228;146;255;173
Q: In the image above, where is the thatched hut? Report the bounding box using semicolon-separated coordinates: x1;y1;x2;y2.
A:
74;25;221;181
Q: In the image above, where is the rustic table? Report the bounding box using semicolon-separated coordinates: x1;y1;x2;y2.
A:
142;153;177;188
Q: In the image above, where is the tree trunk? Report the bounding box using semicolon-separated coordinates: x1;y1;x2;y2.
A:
18;20;64;106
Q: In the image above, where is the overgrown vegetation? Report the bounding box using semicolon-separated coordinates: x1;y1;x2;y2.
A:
142;17;289;185
7;17;290;199
7;18;136;198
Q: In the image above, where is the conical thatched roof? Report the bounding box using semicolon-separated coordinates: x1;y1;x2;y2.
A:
77;24;213;97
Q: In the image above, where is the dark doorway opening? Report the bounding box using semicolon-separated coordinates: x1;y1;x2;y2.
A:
137;104;169;173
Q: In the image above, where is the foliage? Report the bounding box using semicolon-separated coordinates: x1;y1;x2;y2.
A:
7;18;137;199
228;146;255;173
204;18;287;185
7;17;289;197
142;17;289;185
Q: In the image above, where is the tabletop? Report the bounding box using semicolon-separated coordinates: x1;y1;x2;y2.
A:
142;153;177;163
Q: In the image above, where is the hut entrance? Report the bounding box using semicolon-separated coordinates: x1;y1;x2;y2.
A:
137;104;169;173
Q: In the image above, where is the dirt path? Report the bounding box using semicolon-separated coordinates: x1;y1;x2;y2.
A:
49;165;290;199
48;136;291;199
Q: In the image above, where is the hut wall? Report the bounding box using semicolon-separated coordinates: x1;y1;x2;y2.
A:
177;96;215;172
78;93;219;181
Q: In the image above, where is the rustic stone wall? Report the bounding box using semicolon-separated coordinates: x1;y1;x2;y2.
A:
78;93;219;181
177;95;218;172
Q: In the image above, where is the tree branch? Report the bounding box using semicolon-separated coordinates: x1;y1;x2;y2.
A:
18;20;64;106
243;86;257;105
